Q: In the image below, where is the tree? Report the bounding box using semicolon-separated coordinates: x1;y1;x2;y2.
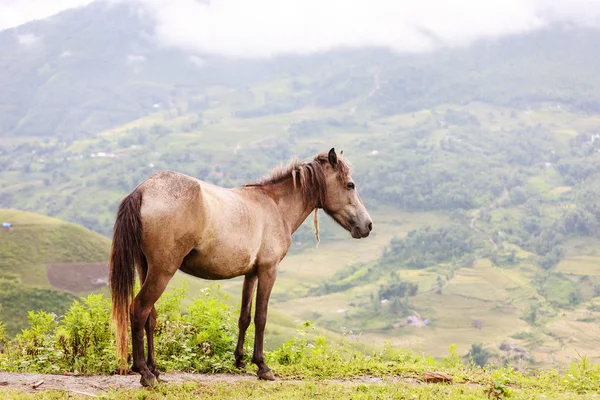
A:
523;304;537;325
467;343;493;367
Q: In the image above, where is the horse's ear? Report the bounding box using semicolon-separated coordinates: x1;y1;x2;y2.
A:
328;148;338;168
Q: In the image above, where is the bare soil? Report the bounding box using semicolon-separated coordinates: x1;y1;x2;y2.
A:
0;372;420;396
46;262;109;293
0;372;258;396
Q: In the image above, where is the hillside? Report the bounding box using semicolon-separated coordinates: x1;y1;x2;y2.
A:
2;1;600;372
0;209;110;336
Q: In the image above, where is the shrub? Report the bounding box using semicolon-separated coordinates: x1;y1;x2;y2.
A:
0;283;245;374
55;294;117;374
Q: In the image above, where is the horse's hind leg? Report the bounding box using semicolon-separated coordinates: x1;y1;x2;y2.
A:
145;307;159;379
135;256;160;380
234;274;257;369
131;268;175;387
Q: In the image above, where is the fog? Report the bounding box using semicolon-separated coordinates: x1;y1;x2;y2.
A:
3;0;600;57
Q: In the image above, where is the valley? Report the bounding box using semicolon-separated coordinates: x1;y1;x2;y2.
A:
2;2;600;376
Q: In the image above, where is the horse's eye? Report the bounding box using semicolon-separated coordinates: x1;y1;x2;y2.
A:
347;182;355;190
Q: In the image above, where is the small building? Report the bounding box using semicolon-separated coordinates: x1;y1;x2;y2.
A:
2;222;12;230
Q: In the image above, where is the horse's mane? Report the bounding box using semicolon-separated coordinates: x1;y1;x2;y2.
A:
245;152;351;246
246;152;350;196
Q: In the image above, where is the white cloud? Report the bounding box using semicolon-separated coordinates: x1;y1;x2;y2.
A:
3;0;600;58
127;0;600;58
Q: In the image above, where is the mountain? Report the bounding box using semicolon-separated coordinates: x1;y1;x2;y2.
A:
2;1;600;368
3;1;600;142
0;209;110;336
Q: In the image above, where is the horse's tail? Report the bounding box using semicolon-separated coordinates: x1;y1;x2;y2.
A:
109;189;144;370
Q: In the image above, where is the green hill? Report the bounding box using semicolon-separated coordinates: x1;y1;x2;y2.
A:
0;209;111;336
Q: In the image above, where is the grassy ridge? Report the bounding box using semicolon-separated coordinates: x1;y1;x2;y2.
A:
0;209;111;336
0;209;110;285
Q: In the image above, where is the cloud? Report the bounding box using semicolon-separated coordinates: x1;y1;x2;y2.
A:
0;0;94;31
127;0;600;58
3;0;600;58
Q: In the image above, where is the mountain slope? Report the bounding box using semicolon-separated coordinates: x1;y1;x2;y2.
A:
3;1;600;141
0;209;110;336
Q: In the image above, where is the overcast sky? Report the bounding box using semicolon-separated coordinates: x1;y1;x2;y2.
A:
2;0;600;57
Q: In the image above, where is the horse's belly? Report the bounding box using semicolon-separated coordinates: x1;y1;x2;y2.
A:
179;246;256;280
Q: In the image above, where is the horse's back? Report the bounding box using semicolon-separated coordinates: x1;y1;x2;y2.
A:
135;170;276;277
138;170;203;210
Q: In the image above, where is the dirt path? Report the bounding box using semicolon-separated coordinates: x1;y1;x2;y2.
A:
0;372;258;396
0;372;422;396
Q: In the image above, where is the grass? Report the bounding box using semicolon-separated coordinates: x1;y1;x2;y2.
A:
3;343;600;399
557;256;600;276
1;379;597;400
0;209;110;286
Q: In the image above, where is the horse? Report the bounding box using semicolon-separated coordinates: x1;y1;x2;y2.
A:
108;148;373;387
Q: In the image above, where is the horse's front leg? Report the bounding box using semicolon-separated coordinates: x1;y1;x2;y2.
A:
251;266;278;381
234;274;257;369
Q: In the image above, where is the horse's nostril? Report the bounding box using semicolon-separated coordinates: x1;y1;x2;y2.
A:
368;222;373;231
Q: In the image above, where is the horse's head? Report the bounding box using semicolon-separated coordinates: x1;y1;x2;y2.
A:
320;148;373;239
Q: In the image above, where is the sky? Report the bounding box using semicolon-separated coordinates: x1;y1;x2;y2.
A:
2;0;600;58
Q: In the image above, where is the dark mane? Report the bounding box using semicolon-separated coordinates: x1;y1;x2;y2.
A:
245;152;351;207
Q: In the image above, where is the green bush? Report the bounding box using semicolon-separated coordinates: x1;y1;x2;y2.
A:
0;283;246;374
153;283;249;373
4;310;61;373
55;294;117;374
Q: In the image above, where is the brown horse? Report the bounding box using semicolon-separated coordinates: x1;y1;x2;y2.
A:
108;148;372;386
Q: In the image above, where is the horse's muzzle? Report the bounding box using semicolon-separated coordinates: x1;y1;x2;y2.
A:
351;221;372;239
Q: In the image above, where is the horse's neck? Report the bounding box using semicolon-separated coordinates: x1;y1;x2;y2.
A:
266;181;318;235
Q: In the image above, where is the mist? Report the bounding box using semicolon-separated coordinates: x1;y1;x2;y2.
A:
3;0;600;58
128;0;600;58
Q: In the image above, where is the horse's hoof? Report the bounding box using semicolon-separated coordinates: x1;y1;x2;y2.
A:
258;370;276;381
140;374;158;387
235;360;246;370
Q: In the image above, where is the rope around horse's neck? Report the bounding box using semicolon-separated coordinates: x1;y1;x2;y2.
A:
313;208;320;248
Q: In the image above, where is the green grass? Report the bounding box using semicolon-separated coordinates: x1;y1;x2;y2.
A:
0;209;110;285
1;378;598;400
